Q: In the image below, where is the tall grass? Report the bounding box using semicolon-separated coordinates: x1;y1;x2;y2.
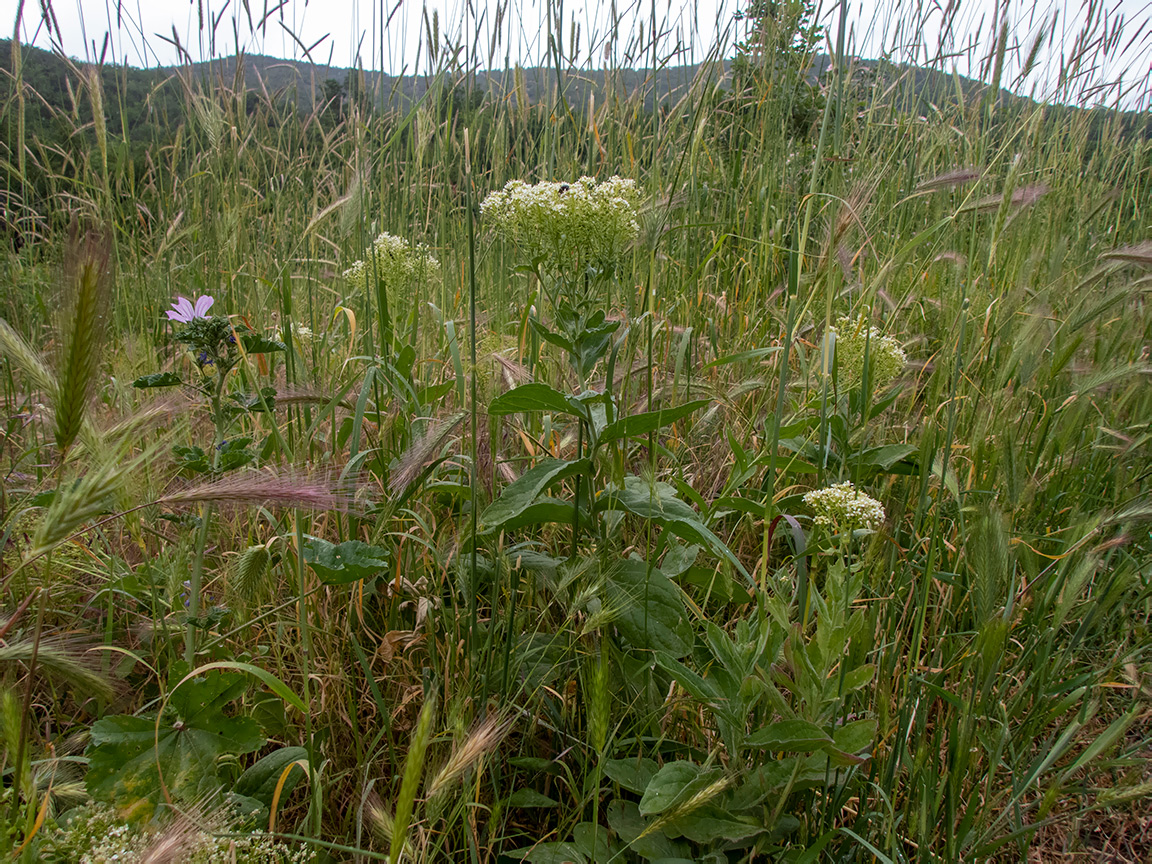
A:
1;0;1150;861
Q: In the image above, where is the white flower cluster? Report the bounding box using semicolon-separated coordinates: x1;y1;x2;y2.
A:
48;805;140;863
480;175;640;271
343;232;440;293
830;314;907;390
48;804;316;864
803;481;885;532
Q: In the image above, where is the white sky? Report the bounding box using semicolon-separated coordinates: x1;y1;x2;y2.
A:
3;0;1150;107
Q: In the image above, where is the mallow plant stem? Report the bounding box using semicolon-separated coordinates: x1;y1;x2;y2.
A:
183;371;227;667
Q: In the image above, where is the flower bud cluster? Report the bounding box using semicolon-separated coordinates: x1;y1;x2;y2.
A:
344;232;440;292
803;481;885;532
480;176;640;271
831;314;906;390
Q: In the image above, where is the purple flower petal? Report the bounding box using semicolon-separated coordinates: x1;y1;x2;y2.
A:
193;295;215;317
165;296;197;323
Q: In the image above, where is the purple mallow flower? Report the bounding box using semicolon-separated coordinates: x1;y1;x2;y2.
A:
165;294;214;323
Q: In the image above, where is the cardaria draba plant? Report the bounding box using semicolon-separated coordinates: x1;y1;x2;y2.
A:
803;480;885;533
482;176;640;384
830;313;907;391
481;175;640;281
343;232;440;295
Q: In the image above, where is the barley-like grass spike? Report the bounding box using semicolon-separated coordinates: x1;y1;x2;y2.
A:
54;227;112;459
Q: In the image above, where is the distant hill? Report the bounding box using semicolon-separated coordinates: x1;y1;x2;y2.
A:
1;38;1147;165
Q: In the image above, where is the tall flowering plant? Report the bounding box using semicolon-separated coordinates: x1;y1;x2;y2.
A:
481;176;640;383
134;294;285;663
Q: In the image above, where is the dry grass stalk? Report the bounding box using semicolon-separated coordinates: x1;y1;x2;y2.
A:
158;469;358;512
0;635;116;703
425;713;514;799
1100;241;1152;267
389;412;465;495
916;167;981;191
138;801;223;864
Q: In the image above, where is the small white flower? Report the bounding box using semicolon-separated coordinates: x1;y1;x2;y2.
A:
480;175;640;271
344;232;439;293
829;313;906;390
803;481;885;532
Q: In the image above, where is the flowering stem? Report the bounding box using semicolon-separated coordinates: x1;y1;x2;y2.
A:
184;371;228;667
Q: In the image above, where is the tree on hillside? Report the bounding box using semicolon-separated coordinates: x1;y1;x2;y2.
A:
731;0;825;138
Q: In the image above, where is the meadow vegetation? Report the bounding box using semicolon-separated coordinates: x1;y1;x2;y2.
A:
1;0;1151;861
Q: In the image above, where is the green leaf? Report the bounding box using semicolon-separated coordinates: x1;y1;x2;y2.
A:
638;761;701;815
606;559;694;657
508;788;560;808
662;806;766;843
603;757;660;794
482;499;584;536
521;842;587;864
133;371;182;388
572;821;616;862
598;477;752;585
228;387;277;413
86;670;264;809
489;383;585;417
745;719;833;751
173;445;211;475
217;438;255;472
478;458;590;532
241;334;286;353
726;758;799;810
232;746;308;806
654;653;728;713
599;476;698;522
855;443;917;472
599;400;710;444
303;536;390;584
606;800;686;861
839;664;875;694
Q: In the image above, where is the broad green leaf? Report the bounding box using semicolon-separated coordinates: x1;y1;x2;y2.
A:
681;565;751;604
303;536;390;584
598;476;699;522
478;458;590;532
855;443;917;471
603;757;660;794
572;821;616;862
638;761;701;815
606;800;686;861
489;383;584;417
839;664;876;694
173;445;211;475
599;477;752;585
232;746;308;806
522;842;588;864
132;371;182;388
662;805;766;843
606;560;694;657
508;788;560;807
745;719;832;751
599;400;710;444
241;334;286;353
86;670;264;810
823;746;872;768
726;758;799;810
217;437;255;472
654;653;728;712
